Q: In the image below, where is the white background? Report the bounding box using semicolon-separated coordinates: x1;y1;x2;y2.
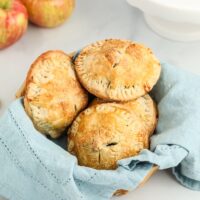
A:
0;0;200;199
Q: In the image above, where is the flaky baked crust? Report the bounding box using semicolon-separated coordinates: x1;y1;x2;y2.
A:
75;39;161;101
15;52;76;99
24;50;88;138
91;94;157;137
67;95;157;169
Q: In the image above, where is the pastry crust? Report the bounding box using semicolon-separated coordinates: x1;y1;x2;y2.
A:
15;52;76;99
91;94;158;137
24;50;88;138
75;39;161;101
67;96;157;169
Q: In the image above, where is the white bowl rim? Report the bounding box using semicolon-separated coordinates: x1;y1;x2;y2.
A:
127;0;200;23
148;0;200;12
127;0;200;15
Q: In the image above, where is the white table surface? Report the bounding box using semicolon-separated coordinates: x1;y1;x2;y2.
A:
0;0;200;199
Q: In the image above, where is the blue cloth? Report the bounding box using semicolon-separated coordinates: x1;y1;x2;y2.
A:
0;63;200;200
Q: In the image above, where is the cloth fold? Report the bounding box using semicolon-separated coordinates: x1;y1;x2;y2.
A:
0;63;200;200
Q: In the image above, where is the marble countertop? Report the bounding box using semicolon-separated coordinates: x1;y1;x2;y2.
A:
0;0;200;199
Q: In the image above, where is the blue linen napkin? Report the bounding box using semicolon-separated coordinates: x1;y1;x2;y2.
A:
0;63;200;200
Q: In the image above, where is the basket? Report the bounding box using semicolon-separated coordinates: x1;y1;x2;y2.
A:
15;52;158;196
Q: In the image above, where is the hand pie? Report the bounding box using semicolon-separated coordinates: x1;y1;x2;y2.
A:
24;50;88;138
67;95;157;169
75;39;161;101
91;94;157;137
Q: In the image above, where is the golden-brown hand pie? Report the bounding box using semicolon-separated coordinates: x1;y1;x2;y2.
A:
75;39;161;101
24;50;88;138
67;95;157;170
91;94;157;137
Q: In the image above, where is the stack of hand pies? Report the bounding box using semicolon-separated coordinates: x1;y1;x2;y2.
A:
23;39;161;171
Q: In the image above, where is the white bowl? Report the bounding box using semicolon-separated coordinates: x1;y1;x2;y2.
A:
127;0;200;41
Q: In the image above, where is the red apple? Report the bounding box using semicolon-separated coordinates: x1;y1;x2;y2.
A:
0;0;28;49
21;0;75;28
